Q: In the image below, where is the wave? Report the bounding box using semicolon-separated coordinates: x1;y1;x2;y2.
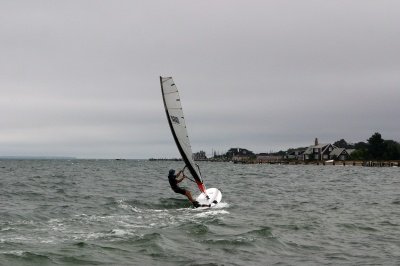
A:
338;223;379;232
392;198;400;205
0;251;53;264
201;237;255;247
245;226;273;237
55;255;106;265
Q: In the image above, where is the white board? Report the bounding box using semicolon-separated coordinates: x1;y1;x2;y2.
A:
196;188;222;207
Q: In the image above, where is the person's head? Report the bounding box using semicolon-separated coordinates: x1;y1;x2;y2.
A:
168;169;175;176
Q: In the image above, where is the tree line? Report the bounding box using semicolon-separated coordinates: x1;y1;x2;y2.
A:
342;132;400;160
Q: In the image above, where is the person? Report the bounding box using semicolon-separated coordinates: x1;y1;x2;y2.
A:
168;169;209;208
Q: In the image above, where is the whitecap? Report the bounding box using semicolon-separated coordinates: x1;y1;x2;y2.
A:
111;228;129;236
117;199;142;213
39;238;55;244
0;250;25;256
82;232;108;241
194;210;230;218
214;202;230;208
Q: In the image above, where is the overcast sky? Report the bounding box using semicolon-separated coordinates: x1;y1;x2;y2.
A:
1;1;399;159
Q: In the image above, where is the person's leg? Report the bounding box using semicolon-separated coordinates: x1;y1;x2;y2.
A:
184;190;204;207
176;188;195;204
184;190;195;202
182;189;210;208
187;191;211;207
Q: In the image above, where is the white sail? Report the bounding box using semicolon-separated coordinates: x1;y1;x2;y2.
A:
160;76;205;192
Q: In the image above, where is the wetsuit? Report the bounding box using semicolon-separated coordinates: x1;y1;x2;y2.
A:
168;173;187;195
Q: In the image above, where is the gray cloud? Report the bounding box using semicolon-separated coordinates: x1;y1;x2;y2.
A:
1;1;399;158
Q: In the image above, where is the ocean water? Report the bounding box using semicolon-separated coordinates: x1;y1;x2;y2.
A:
0;160;399;266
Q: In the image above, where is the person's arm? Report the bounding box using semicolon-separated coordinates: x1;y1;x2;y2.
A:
175;170;186;183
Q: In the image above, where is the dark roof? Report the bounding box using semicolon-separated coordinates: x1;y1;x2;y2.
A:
303;143;335;155
329;147;347;157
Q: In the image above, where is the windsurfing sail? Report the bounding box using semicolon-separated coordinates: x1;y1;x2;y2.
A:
160;76;207;194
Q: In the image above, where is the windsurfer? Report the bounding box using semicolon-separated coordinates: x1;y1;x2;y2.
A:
168;169;209;208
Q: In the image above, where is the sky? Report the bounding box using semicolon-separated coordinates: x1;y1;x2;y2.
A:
1;1;399;159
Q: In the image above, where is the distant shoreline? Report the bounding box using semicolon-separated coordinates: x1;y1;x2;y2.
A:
148;158;399;167
0;156;77;160
148;158;182;161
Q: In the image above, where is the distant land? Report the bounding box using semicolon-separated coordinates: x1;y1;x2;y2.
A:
0;156;77;160
150;132;400;163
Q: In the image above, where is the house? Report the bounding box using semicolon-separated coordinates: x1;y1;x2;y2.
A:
302;138;336;161
256;153;283;163
228;148;254;163
301;138;359;161
285;149;305;160
329;148;355;161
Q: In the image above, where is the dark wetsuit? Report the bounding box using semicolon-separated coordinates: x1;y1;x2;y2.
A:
168;173;187;195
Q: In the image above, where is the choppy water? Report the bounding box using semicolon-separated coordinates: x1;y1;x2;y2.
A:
0;160;399;265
